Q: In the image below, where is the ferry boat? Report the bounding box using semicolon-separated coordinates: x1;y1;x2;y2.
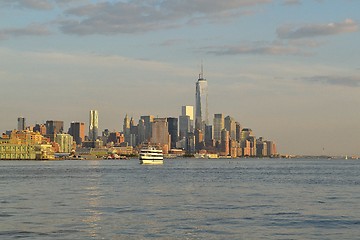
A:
139;146;164;165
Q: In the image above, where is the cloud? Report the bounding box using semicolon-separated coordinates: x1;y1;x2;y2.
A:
0;24;51;40
277;19;358;39
303;75;360;87
204;41;309;56
0;0;53;10
58;0;271;35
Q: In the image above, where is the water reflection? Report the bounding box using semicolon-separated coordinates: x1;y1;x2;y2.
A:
81;161;103;239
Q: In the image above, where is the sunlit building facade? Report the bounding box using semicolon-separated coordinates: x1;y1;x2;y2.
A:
89;110;99;141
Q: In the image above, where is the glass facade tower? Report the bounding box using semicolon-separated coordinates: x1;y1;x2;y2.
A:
89;110;99;141
195;66;208;134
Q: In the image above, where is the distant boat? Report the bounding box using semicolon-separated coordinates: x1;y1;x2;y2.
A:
139;146;163;165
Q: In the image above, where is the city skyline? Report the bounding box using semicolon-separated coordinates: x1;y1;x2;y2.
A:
1;0;360;156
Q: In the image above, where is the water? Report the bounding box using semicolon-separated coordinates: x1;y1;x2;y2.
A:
0;158;359;239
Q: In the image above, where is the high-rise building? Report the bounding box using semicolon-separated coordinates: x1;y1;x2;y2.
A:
68;122;85;145
213;113;224;143
55;133;73;153
123;114;130;143
235;122;242;142
182;105;194;131
225;116;236;140
89;110;99;141
141;115;154;142
167;117;178;149
221;129;229;156
195;66;208;134
33;123;46;135
151;118;171;153
179;115;190;140
17;117;26;131
46;120;64;135
137;119;146;144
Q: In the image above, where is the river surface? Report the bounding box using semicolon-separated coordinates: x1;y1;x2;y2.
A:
0;158;359;239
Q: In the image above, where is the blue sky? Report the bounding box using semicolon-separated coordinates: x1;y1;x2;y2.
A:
1;0;359;156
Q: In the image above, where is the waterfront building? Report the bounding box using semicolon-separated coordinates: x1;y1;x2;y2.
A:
240;128;253;144
220;129;229;156
11;130;44;145
150;118;171;154
89;110;99;141
256;138;268;157
230;140;238;158
195;66;208;135
213;113;224;143
55;134;74;153
224;116;236;140
0;133;54;160
266;141;277;157
68;122;85;145
167;117;178;149
17;117;26;131
186;132;196;154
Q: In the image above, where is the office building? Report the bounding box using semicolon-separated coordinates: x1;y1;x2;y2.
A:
213;113;224;143
151;118;171;153
45;120;64;135
33;123;46;135
141;115;154;142
195;66;208;134
17;117;26;131
167;117;178;149
89;110;99;141
221;129;229;156
55;133;73;153
179;115;191;140
68;122;85;145
123;114;130;144
182;105;194;131
225;116;236;140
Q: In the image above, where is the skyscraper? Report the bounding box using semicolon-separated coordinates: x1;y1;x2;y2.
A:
195;65;208;134
141;115;154;142
225;116;236;140
123;114;130;144
151;118;171;153
68;122;85;145
46;120;64;135
89;110;99;141
17;117;26;131
213;113;224;143
167;117;178;149
182;105;194;131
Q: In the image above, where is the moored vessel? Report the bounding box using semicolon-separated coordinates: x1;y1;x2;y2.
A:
139;146;163;165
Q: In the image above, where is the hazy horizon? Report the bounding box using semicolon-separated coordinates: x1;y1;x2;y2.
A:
1;0;359;156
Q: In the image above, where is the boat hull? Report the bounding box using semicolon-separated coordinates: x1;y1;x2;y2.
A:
139;159;164;165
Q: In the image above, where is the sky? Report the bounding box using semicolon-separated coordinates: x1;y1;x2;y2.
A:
1;0;359;156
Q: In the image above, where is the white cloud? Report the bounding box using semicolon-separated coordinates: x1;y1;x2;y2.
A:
58;0;271;35
0;24;50;40
0;0;53;10
277;19;358;39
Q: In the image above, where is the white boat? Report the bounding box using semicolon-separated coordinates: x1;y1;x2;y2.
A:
139;147;164;165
